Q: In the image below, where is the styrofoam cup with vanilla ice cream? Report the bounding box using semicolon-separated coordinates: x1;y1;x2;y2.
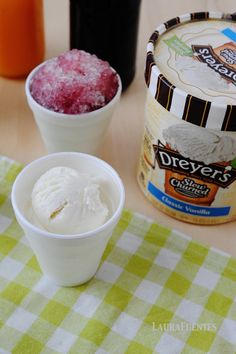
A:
11;152;125;286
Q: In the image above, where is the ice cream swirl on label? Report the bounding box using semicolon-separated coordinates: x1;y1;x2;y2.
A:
163;124;236;165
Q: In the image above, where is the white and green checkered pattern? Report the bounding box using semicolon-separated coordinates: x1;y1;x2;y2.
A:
0;156;236;354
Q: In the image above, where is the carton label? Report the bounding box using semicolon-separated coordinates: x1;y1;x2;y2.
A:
153;142;236;188
192;44;236;86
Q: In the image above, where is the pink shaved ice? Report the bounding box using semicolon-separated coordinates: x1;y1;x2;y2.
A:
30;49;119;114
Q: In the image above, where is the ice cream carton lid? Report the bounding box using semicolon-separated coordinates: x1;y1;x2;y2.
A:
145;12;236;131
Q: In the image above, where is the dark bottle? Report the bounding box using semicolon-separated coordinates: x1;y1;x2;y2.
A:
70;0;141;91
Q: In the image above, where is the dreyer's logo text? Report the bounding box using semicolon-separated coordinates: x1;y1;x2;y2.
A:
153;142;236;189
192;44;236;86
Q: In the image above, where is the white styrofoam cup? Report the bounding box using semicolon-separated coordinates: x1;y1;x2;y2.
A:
11;152;125;286
25;62;121;155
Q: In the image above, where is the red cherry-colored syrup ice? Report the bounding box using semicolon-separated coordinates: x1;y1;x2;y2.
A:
30;49;119;114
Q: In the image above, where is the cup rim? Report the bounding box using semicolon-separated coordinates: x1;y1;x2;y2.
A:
11;152;125;240
25;59;122;120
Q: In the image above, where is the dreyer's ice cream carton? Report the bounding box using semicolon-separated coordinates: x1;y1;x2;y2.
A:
138;12;236;224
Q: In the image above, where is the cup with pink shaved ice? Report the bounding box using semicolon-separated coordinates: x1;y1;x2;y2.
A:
25;49;121;154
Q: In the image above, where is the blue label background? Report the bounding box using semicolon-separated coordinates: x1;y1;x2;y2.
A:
148;182;230;217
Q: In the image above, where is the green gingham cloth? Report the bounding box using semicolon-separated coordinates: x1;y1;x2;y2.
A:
0;156;236;354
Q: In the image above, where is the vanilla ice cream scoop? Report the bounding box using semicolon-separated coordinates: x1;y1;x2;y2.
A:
31;166;109;234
